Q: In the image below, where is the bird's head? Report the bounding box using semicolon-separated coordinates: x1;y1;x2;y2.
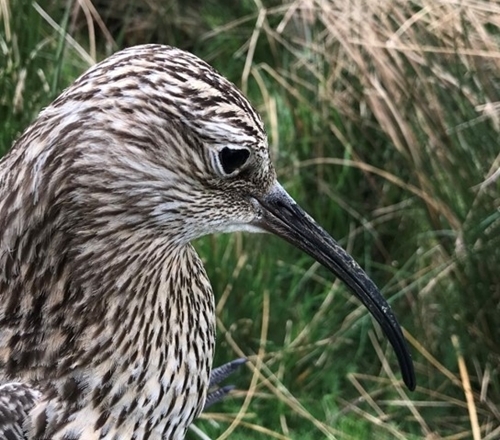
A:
12;44;415;390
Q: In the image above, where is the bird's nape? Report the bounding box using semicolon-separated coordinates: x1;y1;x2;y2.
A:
252;182;416;390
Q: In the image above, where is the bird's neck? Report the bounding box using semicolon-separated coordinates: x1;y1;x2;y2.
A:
1;230;216;439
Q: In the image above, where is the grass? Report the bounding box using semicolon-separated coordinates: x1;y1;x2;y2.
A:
1;0;499;438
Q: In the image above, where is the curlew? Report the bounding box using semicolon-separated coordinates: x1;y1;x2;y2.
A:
0;44;415;439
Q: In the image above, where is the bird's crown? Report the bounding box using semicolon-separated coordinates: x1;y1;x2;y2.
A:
46;44;273;184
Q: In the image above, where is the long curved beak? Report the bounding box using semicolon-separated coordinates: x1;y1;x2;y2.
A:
252;183;416;390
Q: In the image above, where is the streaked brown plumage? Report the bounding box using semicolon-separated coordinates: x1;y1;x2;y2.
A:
0;44;415;439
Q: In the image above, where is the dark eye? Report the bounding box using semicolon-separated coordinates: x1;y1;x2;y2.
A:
219;147;250;174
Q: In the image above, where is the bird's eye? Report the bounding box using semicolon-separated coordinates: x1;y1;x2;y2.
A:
218;147;250;175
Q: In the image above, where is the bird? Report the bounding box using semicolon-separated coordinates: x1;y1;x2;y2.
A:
0;44;415;439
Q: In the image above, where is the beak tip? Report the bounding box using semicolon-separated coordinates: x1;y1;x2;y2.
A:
404;367;416;391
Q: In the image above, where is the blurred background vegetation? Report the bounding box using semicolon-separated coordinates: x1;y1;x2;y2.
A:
1;0;499;438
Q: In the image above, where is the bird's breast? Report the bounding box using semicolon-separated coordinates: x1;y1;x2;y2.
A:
91;244;216;439
23;243;216;440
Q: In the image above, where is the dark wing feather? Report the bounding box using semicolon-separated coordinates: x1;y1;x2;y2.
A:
0;383;41;440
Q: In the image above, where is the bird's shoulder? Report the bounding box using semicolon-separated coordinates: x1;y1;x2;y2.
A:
0;382;41;440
